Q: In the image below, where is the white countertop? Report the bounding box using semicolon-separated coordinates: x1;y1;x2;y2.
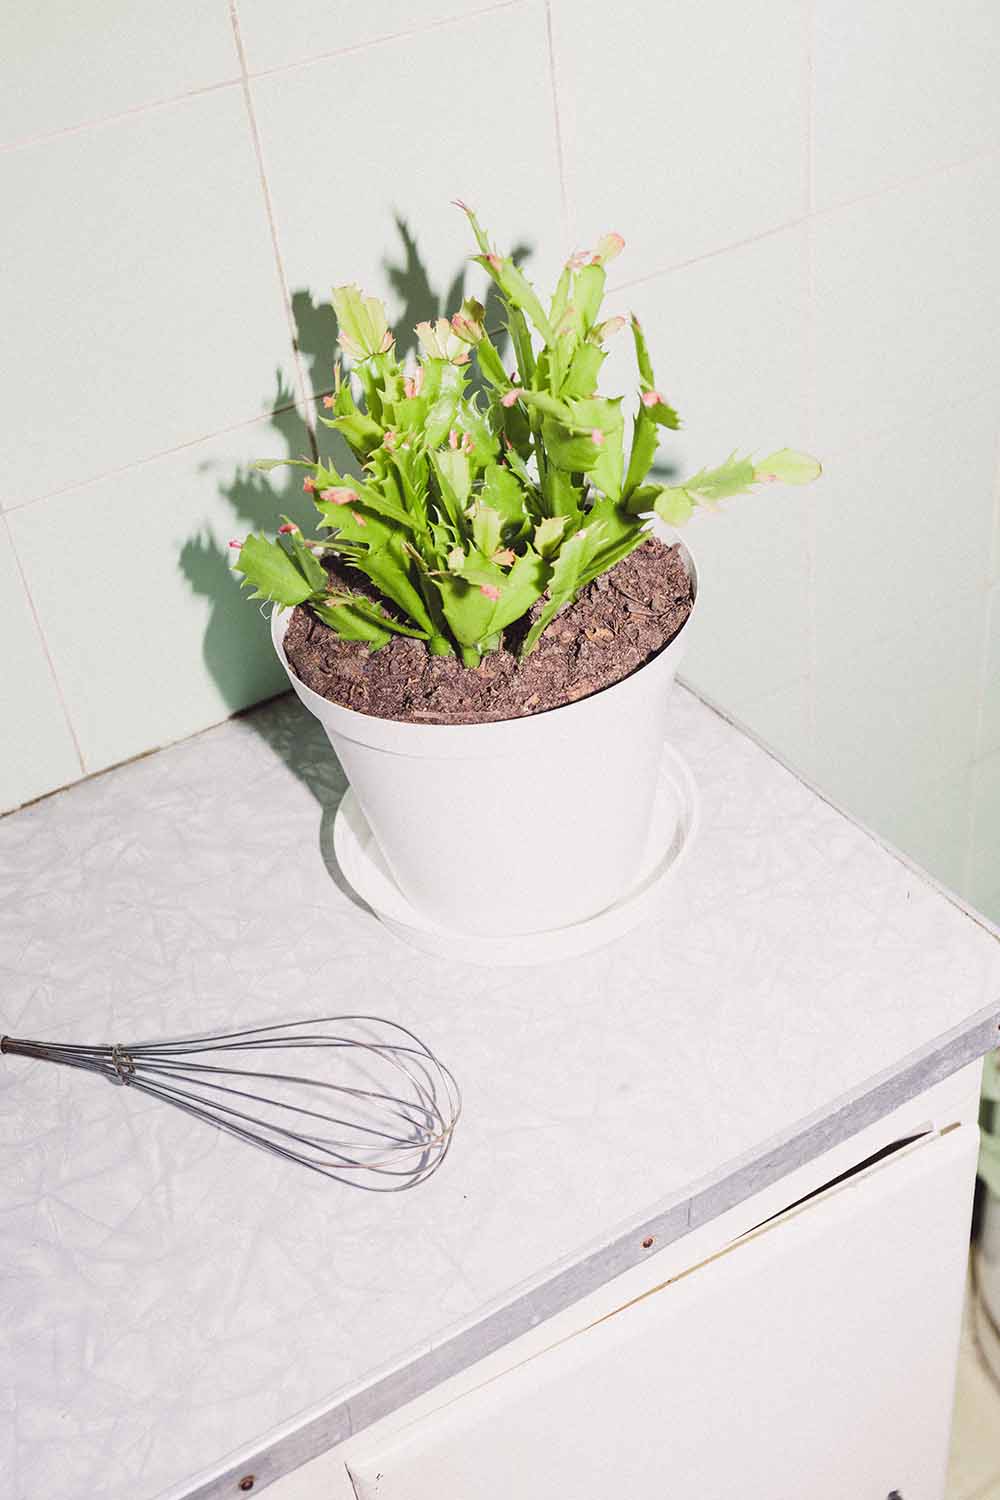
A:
2;686;998;1500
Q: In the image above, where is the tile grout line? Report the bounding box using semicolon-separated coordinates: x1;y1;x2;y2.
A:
543;1;572;246
0;1;524;156
228;0;318;461
807;140;1000;221
2;401;307;512
245;0;525;84
611;217;811;296
1;513;87;777
0;76;244;155
613;139;1000;300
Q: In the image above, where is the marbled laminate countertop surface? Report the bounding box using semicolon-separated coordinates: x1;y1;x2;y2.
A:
2;687;998;1500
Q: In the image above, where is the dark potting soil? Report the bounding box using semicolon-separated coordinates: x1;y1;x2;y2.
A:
282;536;693;725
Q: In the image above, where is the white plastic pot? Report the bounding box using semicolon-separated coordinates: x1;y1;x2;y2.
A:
272;536;697;937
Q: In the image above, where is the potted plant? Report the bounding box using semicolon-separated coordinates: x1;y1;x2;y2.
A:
231;204;819;938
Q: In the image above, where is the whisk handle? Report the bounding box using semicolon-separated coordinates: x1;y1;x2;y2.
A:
1;1034;128;1082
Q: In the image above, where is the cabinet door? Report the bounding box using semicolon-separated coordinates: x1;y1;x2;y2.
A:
347;1125;977;1500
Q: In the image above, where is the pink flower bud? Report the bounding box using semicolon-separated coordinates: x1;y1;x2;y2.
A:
461;433;473;454
590;428;606;447
641;390;663;407
593;232;625;264
379;330;395;352
278;522;300;534
594;315;626;341
319;487;359;505
228;539;244;550
303;476;317;493
486;253;502;271
567;251;589;270
351;511;367;527
501;388;524;408
448;428;460;450
480;584;501;601
322;394;335;409
384;429;398;451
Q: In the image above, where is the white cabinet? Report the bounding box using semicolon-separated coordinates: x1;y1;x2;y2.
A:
345;1125;977;1500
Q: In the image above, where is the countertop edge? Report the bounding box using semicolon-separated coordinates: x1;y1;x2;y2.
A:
161;997;1000;1500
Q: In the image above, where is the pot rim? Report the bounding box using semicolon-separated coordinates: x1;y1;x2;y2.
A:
270;529;698;743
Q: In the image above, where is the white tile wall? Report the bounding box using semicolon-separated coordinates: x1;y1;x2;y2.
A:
236;0;510;75
550;0;807;280
813;0;1000;210
725;679;815;784
600;227;811;708
250;0;566;405
814;591;983;826
7;415;310;775
0;1;239;147
0;90;293;510
0;521;82;809
812;157;1000;455
2;0;1000;929
814;397;999;656
969;751;1000;920
981;585;1000;763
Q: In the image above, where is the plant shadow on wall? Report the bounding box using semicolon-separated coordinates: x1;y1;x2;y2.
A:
179;216;531;881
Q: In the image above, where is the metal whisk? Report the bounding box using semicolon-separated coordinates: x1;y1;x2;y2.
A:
1;1015;461;1191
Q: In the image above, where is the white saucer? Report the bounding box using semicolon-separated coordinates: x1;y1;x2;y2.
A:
333;744;699;966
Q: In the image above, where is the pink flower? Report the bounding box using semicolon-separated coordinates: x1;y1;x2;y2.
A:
501;388;524;408
322;394;335;409
319;486;359;505
641;390;663;407
479;584;501;601
303;476;317;493
278;522;300;534
590;428;606;447
228;538;244;550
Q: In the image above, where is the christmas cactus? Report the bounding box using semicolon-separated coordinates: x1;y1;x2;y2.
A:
232;204;820;666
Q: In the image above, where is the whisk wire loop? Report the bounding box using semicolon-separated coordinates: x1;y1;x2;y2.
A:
1;1016;460;1191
